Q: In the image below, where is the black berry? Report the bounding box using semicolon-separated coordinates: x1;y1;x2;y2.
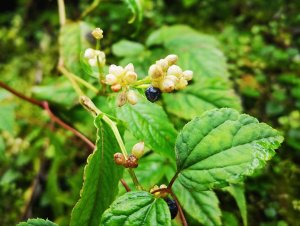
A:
164;197;178;219
145;86;162;102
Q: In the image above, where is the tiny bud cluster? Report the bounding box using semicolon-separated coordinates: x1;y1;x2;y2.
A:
91;28;103;40
148;54;193;93
84;48;106;67
150;184;168;198
113;153;138;168
105;63;138;90
131;141;144;159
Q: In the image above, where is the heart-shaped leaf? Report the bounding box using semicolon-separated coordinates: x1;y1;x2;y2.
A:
175;108;283;191
101;191;171;226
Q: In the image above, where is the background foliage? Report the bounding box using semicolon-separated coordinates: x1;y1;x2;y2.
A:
0;0;299;225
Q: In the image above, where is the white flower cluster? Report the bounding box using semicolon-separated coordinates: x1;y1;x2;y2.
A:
84;48;106;67
148;54;193;92
105;63;138;92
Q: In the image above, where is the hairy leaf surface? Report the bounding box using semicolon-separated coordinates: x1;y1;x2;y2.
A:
117;100;177;159
175;108;283;191
101;191;171;226
164;77;241;120
17;218;58;226
70;116;124;226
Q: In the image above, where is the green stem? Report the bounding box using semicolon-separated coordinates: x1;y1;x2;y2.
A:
80;96;142;190
132;75;151;86
68;70;99;93
57;0;66;26
81;0;101;19
59;66;84;96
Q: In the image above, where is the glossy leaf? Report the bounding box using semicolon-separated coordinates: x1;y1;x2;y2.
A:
101;191;171;226
164;77;241;120
59;21;92;77
17;218;58;226
117;100;177;159
175;108;283;191
70;115;124;226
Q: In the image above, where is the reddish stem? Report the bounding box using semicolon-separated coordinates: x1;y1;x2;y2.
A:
0;81;95;150
170;191;188;226
120;179;131;192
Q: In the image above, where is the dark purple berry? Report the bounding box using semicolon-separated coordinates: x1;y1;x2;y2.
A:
164;197;178;219
145;86;162;102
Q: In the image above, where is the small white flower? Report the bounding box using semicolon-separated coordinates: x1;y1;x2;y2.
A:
148;64;163;79
175;77;188;90
165;54;178;65
88;58;97;67
124;71;137;84
124;63;134;72
105;74;117;85
162;78;175;92
127;90;138;105
84;48;95;59
167;65;182;77
183;70;193;81
109;65;124;77
165;75;178;83
156;59;169;71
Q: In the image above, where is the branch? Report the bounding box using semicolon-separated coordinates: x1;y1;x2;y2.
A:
170;191;188;226
0;81;95;150
120;179;131;192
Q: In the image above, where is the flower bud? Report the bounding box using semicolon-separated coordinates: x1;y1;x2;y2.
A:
124;63;134;72
150;185;160;197
117;92;127;107
165;54;178;65
159;184;168;198
105;74;117;85
167;65;182;77
148;65;163;79
84;48;95;59
111;83;122;92
183;70;193;81
124;71;137;84
162;78;175;92
175;77;188;90
114;152;125;165
127;90;138;105
109;65;124;77
124;154;138;168
91;28;103;40
88;58;97;67
131;141;144;158
156;59;169;71
165;75;178;83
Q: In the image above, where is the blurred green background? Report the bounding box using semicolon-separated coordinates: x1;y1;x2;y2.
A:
0;0;299;225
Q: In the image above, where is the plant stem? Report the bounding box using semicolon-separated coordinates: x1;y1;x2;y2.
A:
81;0;101;19
58;66;85;96
57;0;66;26
168;171;179;189
0;82;95;150
170;191;188;226
120;179;131;192
95;39;106;94
132;76;151;86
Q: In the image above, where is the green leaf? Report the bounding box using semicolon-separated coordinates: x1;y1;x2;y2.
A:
17;218;58;226
225;184;248;226
175;108;283;191
146;25;228;80
59;21;92;77
173;180;222;226
70;115;124;226
32;77;77;107
117;100;177;159
164;77;241;120
0;103;15;133
101;191;171;226
112;40;145;57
